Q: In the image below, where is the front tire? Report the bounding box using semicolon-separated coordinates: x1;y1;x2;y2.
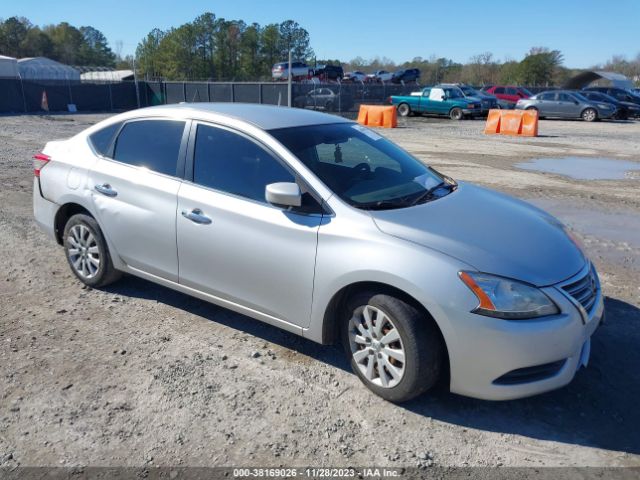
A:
63;213;121;288
582;108;597;122
341;290;443;403
449;107;463;120
397;103;411;117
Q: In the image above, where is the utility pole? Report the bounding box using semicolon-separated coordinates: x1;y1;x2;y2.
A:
133;55;141;109
287;49;292;108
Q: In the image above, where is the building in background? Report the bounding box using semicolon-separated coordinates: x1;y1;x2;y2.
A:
17;57;80;81
0;55;20;78
80;69;134;82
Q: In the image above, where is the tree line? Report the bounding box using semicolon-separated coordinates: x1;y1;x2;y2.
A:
0;16;118;67
1;13;638;86
135;13;313;81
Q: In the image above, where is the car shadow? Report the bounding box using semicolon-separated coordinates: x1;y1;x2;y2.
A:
103;275;351;373
104;276;640;455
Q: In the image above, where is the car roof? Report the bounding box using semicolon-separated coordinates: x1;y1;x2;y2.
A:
123;103;352;131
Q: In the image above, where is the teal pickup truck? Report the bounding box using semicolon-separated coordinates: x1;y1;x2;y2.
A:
390;86;483;120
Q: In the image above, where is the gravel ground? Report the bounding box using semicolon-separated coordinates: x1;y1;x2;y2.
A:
1;113;639;470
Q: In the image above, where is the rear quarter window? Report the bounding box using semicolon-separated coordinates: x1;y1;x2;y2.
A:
88;122;123;157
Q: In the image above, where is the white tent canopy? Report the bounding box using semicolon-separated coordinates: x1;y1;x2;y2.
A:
18;57;80;81
80;70;134;82
0;55;20;78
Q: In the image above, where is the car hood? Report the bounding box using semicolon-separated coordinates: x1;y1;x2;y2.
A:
370;182;586;286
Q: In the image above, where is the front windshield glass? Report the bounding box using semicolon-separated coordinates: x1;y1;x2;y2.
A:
572;92;590;102
444;88;464;99
270;123;449;210
460;86;476;95
519;87;534;97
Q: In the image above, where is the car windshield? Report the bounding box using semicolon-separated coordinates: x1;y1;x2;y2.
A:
460;86;476;95
270;123;451;210
572;92;590;102
519;87;534;96
444;88;464;99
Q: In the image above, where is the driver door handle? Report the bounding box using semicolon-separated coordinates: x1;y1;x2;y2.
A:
94;183;118;197
181;208;212;225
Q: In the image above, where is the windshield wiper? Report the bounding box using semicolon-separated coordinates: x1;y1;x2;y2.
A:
409;178;457;206
356;198;416;210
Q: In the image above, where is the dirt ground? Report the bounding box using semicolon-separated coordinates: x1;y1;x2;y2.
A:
1;113;639;470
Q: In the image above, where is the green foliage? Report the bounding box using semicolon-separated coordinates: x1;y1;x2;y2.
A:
0;16;115;67
135;13;314;80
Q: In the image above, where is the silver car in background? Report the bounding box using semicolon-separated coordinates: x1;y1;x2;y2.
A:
33;104;604;402
515;90;617;121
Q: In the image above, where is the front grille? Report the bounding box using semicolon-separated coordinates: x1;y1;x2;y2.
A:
562;266;598;313
493;360;566;385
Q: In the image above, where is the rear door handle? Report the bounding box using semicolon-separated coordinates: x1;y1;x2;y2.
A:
94;183;117;197
181;208;212;225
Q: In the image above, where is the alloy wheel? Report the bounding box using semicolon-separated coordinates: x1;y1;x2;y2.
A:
348;305;406;388
67;224;101;279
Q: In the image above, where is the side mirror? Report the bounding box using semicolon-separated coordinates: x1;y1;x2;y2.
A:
265;182;302;208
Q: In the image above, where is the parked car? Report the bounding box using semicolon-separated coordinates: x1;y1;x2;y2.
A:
438;83;498;114
583;86;640;106
391;68;420;84
391;86;483;120
483;85;533;107
311;64;344;81
580;90;640;119
515;90;616;121
272;61;310;80
293;87;353;111
34;103;603;403
343;71;366;83
367;70;393;83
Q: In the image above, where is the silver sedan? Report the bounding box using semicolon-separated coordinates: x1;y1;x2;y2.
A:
33;104;604;402
516;90;617;121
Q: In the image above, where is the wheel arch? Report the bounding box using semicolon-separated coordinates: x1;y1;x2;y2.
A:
320;280;451;386
53;202;94;245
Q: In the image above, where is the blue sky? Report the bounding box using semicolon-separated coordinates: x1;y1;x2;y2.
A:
5;0;639;67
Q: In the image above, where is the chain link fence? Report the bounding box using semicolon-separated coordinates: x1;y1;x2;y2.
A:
0;77;555;115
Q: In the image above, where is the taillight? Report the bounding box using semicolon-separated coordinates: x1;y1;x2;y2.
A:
33;153;51;177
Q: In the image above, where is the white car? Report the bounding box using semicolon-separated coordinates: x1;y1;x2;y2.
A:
367;70;393;83
272;61;310;80
33;103;603;402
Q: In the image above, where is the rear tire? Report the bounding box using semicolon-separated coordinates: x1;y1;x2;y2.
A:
63;214;121;288
340;290;443;403
449;107;463;120
582;108;597;122
397;103;411;117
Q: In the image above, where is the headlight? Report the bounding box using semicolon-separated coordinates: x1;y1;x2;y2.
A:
459;271;559;319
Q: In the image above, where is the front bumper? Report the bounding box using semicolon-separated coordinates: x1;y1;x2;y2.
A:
446;263;604;400
462;108;484;117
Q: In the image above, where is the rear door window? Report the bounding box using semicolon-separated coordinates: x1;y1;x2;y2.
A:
494;87;505;94
113;119;186;177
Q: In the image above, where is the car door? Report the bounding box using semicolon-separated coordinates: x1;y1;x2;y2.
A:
428;87;448;114
536;92;556;116
556;93;581;117
177;122;323;327
88;118;189;282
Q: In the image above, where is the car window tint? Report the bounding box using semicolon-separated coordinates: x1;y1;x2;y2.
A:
113;120;185;176
193;124;294;203
558;93;572;102
89;122;122;157
494;87;505;94
506;87;517;95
